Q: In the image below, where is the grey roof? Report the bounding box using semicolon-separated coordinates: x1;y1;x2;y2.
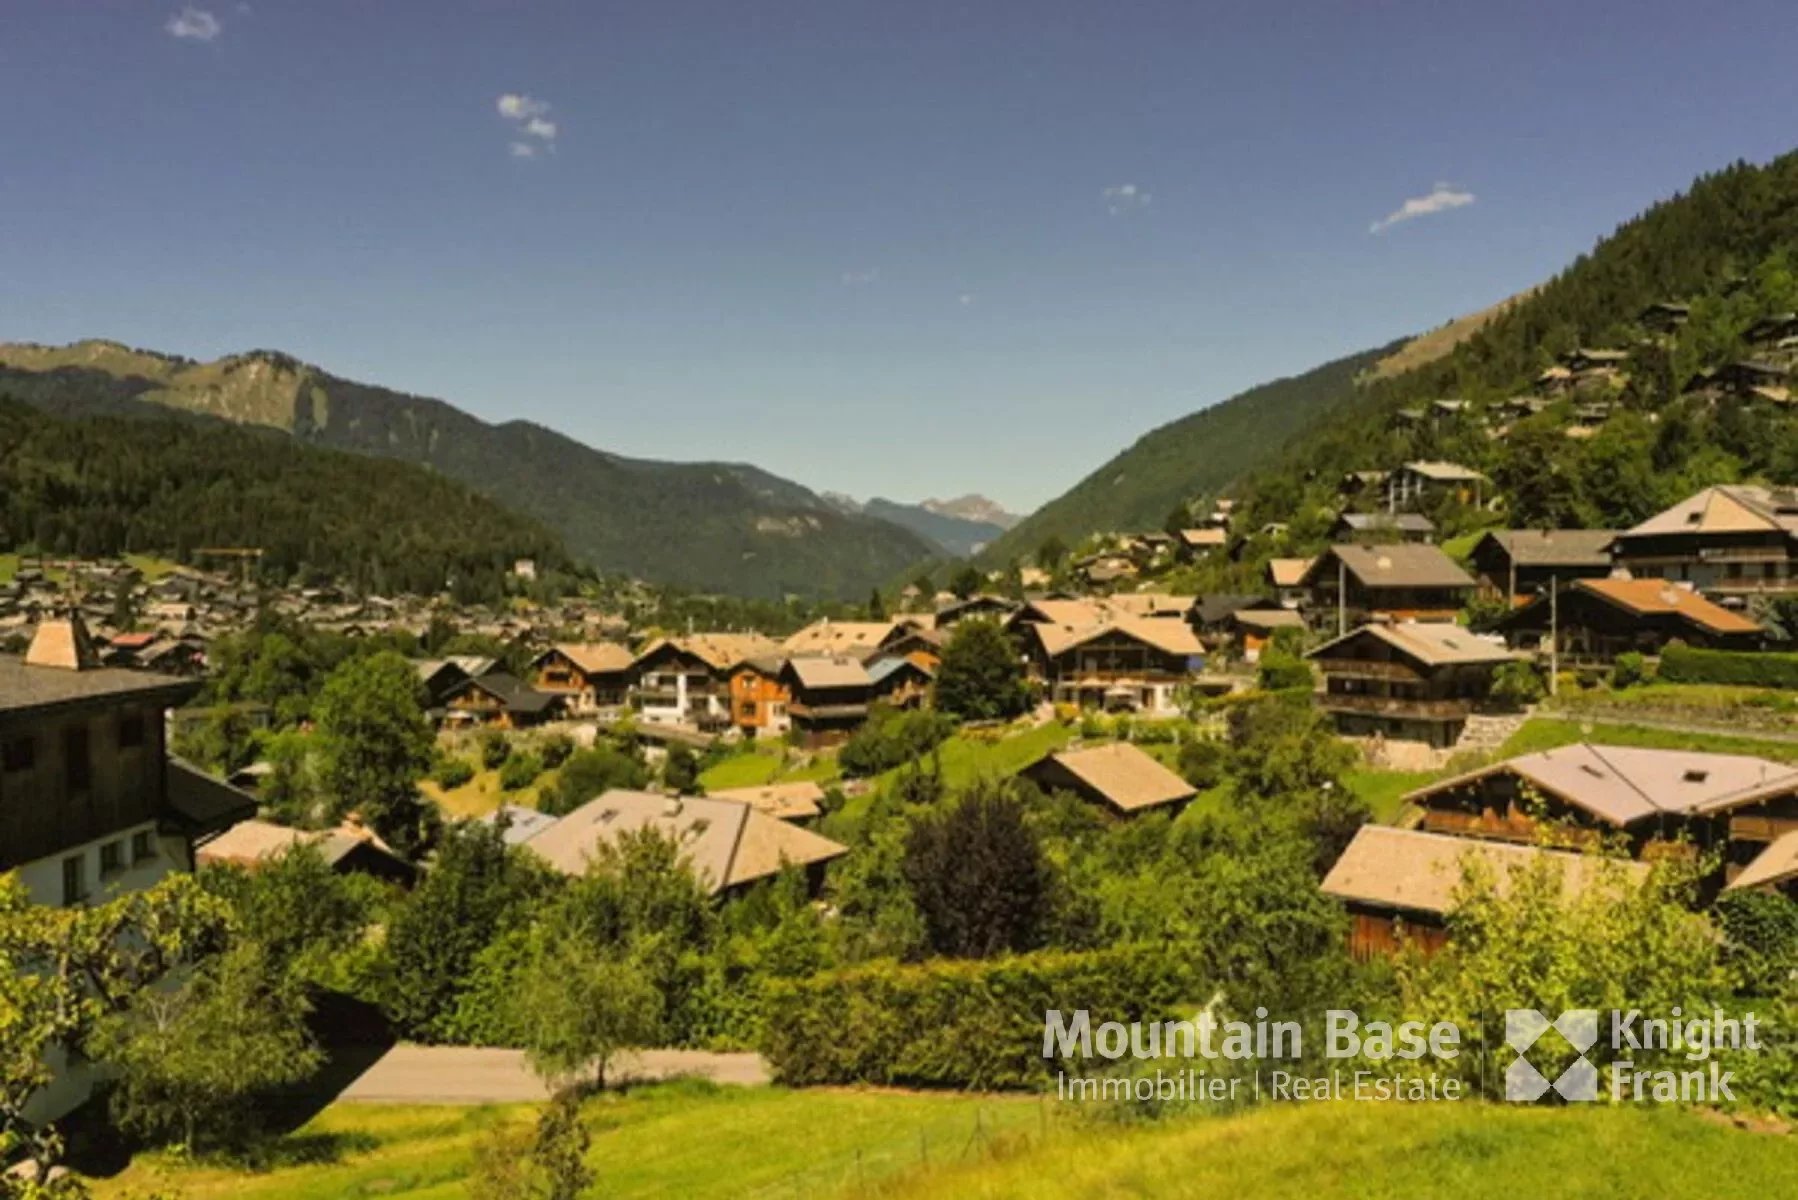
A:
1473;529;1615;567
483;803;560;845
1335;512;1437;535
0;656;199;726
1307;543;1476;590
166;760;259;839
866;655;933;685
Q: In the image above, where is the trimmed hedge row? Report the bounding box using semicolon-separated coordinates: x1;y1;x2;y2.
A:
1659;642;1798;690
760;945;1193;1089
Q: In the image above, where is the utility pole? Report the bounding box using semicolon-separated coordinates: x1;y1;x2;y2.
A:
1549;574;1560;696
1337;556;1347;637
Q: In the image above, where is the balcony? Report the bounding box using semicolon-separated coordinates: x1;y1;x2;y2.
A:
1318;693;1472;721
1311;658;1427;685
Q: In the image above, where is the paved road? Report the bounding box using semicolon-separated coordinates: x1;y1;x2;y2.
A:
333;1045;770;1104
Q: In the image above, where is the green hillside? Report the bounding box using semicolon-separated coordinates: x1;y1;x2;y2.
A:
1225;150;1798;554
979;342;1399;566
0;397;569;600
0;343;937;600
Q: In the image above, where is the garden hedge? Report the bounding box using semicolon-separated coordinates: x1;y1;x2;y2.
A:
760;945;1194;1089
1658;642;1798;690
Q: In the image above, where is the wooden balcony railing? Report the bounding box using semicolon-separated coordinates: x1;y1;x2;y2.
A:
1311;658;1427;684
1319;693;1473;720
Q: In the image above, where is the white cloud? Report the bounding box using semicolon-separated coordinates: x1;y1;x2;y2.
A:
496;93;550;120
957;293;975;307
497;94;558;157
840;268;879;286
1103;183;1151;216
1370;182;1475;234
166;6;221;41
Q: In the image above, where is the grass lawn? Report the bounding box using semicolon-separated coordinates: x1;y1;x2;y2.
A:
1344;767;1440;823
420;765;560;820
0;553;179;585
875;1099;1795;1199
699;745;842;791
86;1082;1044;1200
1500;717;1798;764
890;721;1072;791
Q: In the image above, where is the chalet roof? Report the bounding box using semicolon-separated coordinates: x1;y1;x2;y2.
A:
1618;485;1798;541
1305;543;1475;590
709;781;827;822
1335;512;1437;535
1472;529;1616;568
639;632;782;673
1321;825;1651;918
455;672;557;714
1034;615;1204;659
25;616;100;671
1401;460;1486;483
1192;593;1275;627
781;621;896;657
866;654;933;685
1102;592;1197;620
165;760;259;839
1023;742;1196;813
0;656;199;725
198;817;406;872
1572;578;1762;636
521;790;847;893
1745;313;1798;343
1728;830;1798;892
783;655;873;690
1267;558;1314;588
544;641;635;675
1308;622;1513;669
1177;528;1228;547
1229;608;1307;632
482;803;561;845
1404;743;1798;828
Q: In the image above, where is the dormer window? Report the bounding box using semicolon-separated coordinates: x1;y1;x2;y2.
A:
1683;769;1709;783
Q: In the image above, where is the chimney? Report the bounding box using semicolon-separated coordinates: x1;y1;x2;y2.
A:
25;611;100;671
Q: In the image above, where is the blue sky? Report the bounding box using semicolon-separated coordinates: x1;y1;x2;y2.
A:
4;2;1798;513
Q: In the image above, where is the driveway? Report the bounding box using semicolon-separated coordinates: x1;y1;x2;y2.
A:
333;1045;771;1104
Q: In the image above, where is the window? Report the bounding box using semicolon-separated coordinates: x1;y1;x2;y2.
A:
131;831;156;863
1;736;33;773
63;725;91;794
60;855;86;907
100;840;124;875
118;713;145;749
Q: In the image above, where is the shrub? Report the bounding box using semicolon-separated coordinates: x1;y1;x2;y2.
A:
1659;642;1798;690
760;946;1191;1089
480;729;512;770
838;705;956;777
499;751;544;791
1717;889;1798;993
1176;738;1227;790
546;745;649;815
1488;660;1545;709
433;756;476;790
1610;651;1650;689
538;733;575;769
1256;650;1313;692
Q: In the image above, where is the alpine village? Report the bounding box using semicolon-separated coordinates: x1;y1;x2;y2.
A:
12;149;1798;1198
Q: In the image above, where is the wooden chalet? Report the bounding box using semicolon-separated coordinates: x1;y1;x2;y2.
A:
1306;622;1515;748
1494;577;1763;661
1383;461;1486;512
1400;743;1798;890
1266;558;1313;609
1019;742;1195;818
728;654;791;736
933;595;1018;631
1637;301;1691;336
1329;512;1436;544
1027;616;1204;716
439;672;560;729
1322;825;1651;960
1465;529;1615;604
633;633;780;730
778;656;874;743
1609;485;1798;599
530;642;635;714
1298;543;1475;626
866;654;934;708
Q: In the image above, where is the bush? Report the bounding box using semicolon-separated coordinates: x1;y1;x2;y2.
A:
1176;738;1227;790
499;751;544;791
1488;660;1546;709
546;745;650;815
1610;651;1650;689
1256;650;1313;692
838;705;957;777
433;756;477;789
538;733;575;769
1717;889;1798;993
760;946;1191;1088
1659;642;1798;690
480;730;512;770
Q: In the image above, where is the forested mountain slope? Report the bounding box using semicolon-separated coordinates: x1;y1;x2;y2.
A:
0;343;937;600
0;398;569;600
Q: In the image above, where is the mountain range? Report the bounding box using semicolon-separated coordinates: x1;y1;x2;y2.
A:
0;341;938;600
822;493;1017;558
